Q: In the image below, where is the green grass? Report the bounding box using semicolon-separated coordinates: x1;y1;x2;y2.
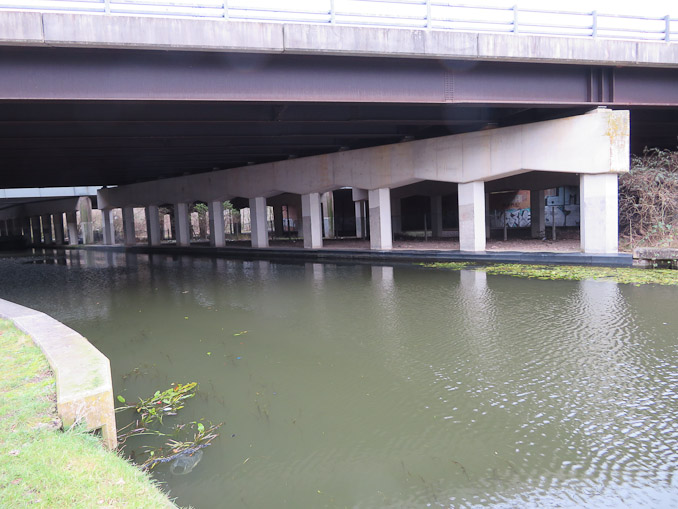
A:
0;319;176;509
420;262;678;285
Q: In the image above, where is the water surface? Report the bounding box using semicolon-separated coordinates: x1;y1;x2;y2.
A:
1;249;677;508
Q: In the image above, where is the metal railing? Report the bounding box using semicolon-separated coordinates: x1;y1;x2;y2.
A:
2;0;676;42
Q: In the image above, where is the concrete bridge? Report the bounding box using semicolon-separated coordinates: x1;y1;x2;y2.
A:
1;6;677;256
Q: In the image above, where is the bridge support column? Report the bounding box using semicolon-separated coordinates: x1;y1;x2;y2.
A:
580;174;618;254
391;197;402;236
273;205;284;238
355;201;366;238
53;213;65;245
145;205;161;246
530;190;545;239
42;215;53;245
122;207;136;246
208;200;225;248
458;181;486;252
66;212;78;245
174;202;191;247
102;209;115;245
249;197;269;248
431;195;443;238
302;192;323;249
368;188;392;250
30;217;41;243
22;217;31;239
79;197;94;244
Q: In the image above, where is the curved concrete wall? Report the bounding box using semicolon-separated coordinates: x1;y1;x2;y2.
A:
0;298;116;450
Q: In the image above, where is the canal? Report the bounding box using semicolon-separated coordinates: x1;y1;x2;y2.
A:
1;249;677;508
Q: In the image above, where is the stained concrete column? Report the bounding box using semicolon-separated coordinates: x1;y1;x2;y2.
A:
145;205;161;246
42;215;53;244
355;201;366;238
174;202;191;247
102;209;115;245
391;197;402;235
302;192;323;249
122;207;136;246
431;195;443;238
368;188;392;250
208;200;225;248
273;204;284;237
249;197;269;248
78;197;94;244
66;211;78;245
31;217;42;243
458;181;486;252
580;173;619;254
530;190;545;239
53;213;65;245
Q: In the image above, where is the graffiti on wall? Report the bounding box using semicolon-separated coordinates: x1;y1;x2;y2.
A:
489;205;580;228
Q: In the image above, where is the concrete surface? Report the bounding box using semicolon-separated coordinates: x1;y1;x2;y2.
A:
1;11;676;68
0;298;117;450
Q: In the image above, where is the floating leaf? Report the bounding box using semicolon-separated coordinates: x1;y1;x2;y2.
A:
117;395;126;403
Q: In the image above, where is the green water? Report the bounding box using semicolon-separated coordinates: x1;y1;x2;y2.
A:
1;249;678;508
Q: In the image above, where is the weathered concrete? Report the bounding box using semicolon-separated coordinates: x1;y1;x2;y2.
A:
355;200;366;239
2;11;676;68
122;206;136;246
458;181;486;252
369;188;392;250
98;109;629;208
145;205;161;246
208;200;225;248
301;193;323;249
174;202;191;247
580;173;619;254
101;209;115;245
0;298;117;450
530;190;545;239
53;213;65;245
66;211;78;245
249;197;268;248
41;214;53;244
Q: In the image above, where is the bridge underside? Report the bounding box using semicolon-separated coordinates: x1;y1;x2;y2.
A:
0;47;677;189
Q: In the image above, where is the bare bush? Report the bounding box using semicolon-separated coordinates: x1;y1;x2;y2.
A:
619;148;678;247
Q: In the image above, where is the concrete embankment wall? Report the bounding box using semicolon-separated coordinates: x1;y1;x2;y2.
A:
0;298;116;449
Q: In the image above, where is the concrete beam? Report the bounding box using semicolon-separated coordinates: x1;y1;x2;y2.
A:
458;181;486;252
368;188;392;250
301;192;323;249
98;109;629;210
2;11;676;68
580;173;619;254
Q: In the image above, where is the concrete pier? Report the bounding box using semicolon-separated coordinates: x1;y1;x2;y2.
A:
122;207;136;246
66;211;78;245
580;174;619;254
208;201;225;248
458;182;486;252
302;193;323;249
530;190;545;239
249;197;268;248
53;213;65;245
145;205;162;246
174;202;191;247
369;188;392;250
102;209;115;245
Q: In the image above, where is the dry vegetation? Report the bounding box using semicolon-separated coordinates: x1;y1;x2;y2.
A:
619;148;678;248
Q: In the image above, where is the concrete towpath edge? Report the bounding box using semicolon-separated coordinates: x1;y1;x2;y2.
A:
0;297;117;450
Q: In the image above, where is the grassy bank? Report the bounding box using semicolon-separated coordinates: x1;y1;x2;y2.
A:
420;262;678;286
0;319;174;509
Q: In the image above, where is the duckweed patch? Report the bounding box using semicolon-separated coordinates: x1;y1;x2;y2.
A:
420;262;678;286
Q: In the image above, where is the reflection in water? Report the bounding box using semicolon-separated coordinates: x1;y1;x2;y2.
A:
0;250;677;508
